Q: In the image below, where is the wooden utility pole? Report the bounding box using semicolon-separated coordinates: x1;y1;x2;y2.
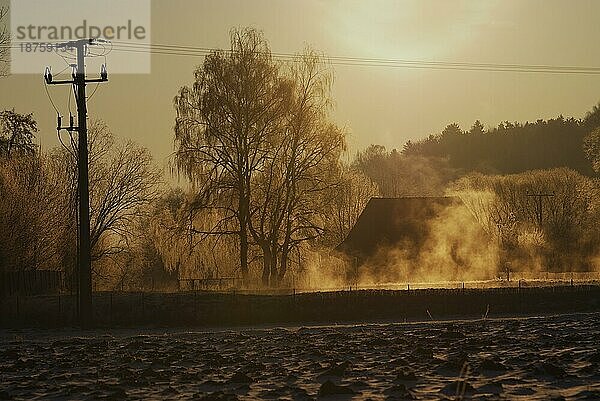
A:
45;38;108;327
526;191;556;227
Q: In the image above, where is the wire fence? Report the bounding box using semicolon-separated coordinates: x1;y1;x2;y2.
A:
3;270;600;298
0;270;64;298
2;281;600;328
178;273;600;296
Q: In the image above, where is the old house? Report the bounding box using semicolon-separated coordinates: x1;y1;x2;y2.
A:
335;197;489;282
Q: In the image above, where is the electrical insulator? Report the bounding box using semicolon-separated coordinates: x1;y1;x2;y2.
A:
44;67;52;84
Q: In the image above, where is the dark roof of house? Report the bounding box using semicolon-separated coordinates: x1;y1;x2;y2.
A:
335;196;461;260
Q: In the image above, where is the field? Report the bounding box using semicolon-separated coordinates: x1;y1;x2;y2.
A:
1;313;600;400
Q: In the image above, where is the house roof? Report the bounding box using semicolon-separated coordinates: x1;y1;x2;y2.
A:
335;196;461;261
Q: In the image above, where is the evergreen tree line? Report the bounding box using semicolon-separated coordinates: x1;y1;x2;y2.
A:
401;107;600;176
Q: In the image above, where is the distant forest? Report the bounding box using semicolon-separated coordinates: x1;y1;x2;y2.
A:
351;104;600;199
401;106;600;176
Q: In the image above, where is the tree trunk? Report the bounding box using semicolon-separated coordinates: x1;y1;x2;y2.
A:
278;219;292;285
277;248;289;284
238;195;249;283
261;247;271;286
269;247;278;288
240;229;249;282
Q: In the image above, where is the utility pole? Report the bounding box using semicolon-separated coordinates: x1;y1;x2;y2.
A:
45;38;108;328
526;191;556;228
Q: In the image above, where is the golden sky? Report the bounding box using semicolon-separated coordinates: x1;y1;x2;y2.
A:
1;0;600;170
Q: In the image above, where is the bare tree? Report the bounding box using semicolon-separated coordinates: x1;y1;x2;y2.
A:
248;51;346;286
173;28;291;282
0;110;77;276
142;188;240;288
451;168;599;271
0;114;160;285
0;109;38;157
325;166;379;246
57;120;162;263
0;153;70;273
173;35;354;286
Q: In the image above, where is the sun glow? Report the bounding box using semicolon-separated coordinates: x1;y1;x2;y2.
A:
324;0;497;61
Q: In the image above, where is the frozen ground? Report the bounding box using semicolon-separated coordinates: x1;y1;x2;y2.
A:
1;313;600;400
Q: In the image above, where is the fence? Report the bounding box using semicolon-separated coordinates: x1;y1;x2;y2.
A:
187;275;600;296
0;270;64;298
2;284;599;328
178;277;240;291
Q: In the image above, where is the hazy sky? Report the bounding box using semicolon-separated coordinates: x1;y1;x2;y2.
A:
2;0;600;171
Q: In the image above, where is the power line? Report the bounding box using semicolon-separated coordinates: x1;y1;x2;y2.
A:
43;80;60;114
108;40;600;74
86;82;101;102
9;39;600;74
115;41;594;69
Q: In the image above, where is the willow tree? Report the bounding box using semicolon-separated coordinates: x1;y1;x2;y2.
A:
173;28;292;281
249;51;346;286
